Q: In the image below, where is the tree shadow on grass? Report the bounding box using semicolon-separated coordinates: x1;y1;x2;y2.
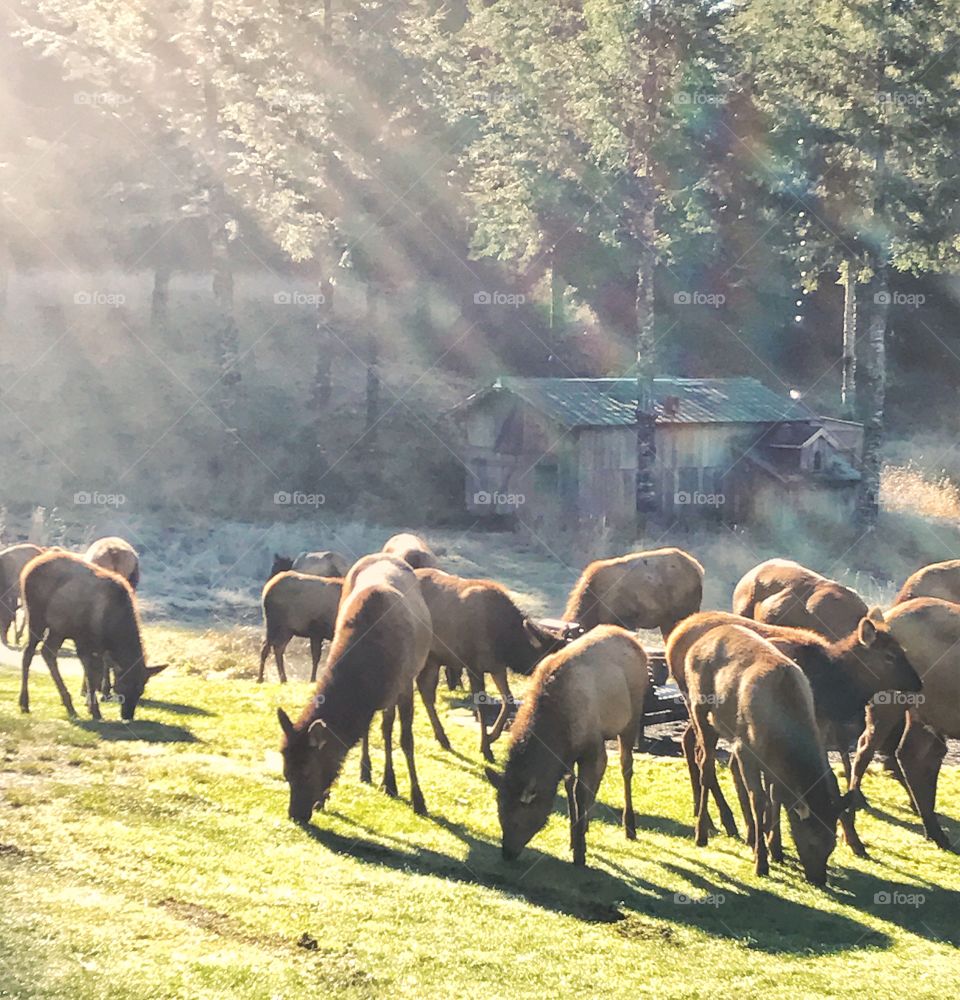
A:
299;813;886;952
71;718;200;743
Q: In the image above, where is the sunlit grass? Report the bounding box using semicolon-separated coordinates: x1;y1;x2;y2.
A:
2;658;960;999
881;462;960;521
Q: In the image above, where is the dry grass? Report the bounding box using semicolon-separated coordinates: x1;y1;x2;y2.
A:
881;462;960;521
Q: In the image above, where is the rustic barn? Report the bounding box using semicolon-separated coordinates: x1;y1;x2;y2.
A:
456;376;862;529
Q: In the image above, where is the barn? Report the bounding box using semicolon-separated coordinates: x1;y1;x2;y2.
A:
456;376;862;529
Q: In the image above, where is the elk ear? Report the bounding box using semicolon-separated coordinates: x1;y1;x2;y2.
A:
484;766;502;790
519;780;537;805
792;799;811;820
857;617;878;648
867;605;886;624
277;707;296;739
145;664;167;678
307;718;329;749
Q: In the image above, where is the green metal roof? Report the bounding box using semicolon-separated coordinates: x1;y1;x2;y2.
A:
464;376;815;428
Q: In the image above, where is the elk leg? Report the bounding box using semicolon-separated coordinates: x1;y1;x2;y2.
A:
257;638;270;683
897;714;950;849
691;706;716;847
766;780;783;863
730;751;754;847
39;635;76;718
487;670;514;744
572;742;607;866
398;689;426;815
19;635;41;713
682;722;716;834
740;754;769;877
416;659;451;751
619;722;638;840
309;635;324;683
14;608;26;646
100;655;113;699
851;703;905;797
273;638;290;684
76;647;102;721
565;773;578;851
468;669;495;762
832;763;867;857
360;724;372;784
381;706;397;797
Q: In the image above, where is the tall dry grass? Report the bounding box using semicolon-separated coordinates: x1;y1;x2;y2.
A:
881;462;960;521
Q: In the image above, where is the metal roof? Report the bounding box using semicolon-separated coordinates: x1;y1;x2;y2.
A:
464;376;815;427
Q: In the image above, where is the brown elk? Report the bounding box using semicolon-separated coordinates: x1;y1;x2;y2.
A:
277;554;431;821
895;560;960;605
259;572;343;683
732;558;867;641
413;568;564;760
19;551;166;720
564;547;703;641
84;536;140;589
486;625;649;866
850;597;960;849
382;533;438;570
683;624;843;885
665;610;919;856
0;543;44;647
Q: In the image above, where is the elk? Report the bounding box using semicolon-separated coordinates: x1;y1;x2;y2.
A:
19;551;165;720
259;572;343;682
414;567;564;760
486;625;648;866
683;624;843;885
277;554;431;820
381;533;438;570
0;543;44;647
563;547;703;641
84;536;140;589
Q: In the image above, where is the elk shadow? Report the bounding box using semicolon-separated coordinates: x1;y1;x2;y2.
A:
139;698;216;718
299;814;884;951
72;718;199;743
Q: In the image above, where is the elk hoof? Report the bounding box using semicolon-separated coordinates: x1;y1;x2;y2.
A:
412;794;427;816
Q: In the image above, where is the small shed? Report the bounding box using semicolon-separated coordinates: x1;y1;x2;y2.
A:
456;376;862;529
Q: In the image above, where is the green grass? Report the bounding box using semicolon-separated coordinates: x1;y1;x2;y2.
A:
2;646;960;1000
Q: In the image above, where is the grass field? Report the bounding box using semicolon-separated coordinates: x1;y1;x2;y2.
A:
2;630;960;1000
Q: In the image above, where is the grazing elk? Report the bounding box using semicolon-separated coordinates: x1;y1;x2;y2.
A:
268;551;350;583
563;547;703;641
277;554;431;821
413;568;565;760
0;543;44;646
486;625;649;866
268;554;295;581
683;624;843;885
84;536;140;589
382;532;438;570
895;559;960;605
19;551;166;720
666;609;920;855
259;572;343;683
733;558;867;641
850;597;960;849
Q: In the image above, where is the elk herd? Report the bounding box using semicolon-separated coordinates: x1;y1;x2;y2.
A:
5;529;960;889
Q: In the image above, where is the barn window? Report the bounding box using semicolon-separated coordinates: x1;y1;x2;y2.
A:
702;466;724;495
534;462;559;496
676;467;698;501
494;406;524;454
813;450;823;471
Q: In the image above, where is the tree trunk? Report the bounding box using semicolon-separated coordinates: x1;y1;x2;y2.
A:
310;274;335;412
549;255;564;335
365;284;380;438
211;218;241;399
634;178;658;524
855;268;887;529
151;263;172;338
840;261;857;413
